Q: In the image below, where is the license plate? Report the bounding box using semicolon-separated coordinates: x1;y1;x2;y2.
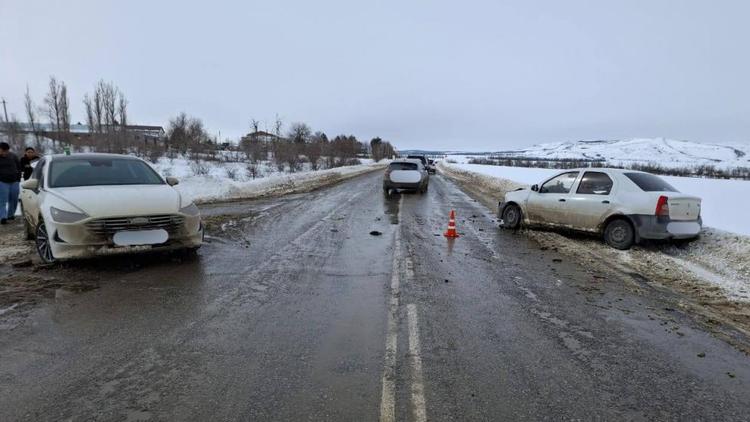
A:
113;229;169;246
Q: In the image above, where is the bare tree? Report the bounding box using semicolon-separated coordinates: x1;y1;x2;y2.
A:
167;112;209;155
44;76;62;140
288;122;311;144
250;118;260;133
274;114;283;138
83;94;95;133
2;115;23;150
58;82;71;143
24;85;41;148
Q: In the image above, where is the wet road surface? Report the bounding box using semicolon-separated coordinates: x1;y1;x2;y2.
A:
1;171;749;421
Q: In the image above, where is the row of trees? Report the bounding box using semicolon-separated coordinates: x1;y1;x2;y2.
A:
2;78;398;173
1;76;130;153
239;120;395;172
468;156;750;180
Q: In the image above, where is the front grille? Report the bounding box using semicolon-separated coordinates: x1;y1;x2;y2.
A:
85;214;184;235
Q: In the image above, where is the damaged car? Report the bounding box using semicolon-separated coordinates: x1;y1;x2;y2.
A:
19;153;203;263
498;168;702;249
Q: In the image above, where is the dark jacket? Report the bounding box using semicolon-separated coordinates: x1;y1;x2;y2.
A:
0;153;22;183
19;155;38;180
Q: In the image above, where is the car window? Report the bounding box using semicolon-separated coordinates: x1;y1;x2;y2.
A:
30;158;46;189
624;172;678;192
49;158;165;188
576;172;613;195
389;162;418;171
31;158;45;180
540;172;579;194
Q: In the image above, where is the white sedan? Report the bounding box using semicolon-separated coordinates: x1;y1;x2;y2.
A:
20;153;203;263
498;168;702;249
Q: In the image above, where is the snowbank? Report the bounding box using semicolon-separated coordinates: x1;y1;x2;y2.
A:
449;163;749;236
148;157;384;203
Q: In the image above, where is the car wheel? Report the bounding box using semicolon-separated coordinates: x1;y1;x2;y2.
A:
35;219;56;263
604;219;634;250
501;204;522;229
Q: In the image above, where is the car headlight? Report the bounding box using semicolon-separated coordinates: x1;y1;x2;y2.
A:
179;202;199;216
50;206;89;223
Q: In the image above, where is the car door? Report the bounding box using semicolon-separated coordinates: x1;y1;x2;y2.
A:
565;171;615;231
525;171;579;226
20;158;45;228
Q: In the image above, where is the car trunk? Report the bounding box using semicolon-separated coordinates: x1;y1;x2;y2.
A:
667;195;701;221
389;170;421;184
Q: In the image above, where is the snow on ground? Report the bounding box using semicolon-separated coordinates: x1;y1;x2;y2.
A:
439;161;750;306
488;138;750;170
148;157;383;203
450;163;749;236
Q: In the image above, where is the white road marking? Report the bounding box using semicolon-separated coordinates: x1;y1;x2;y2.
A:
380;196;428;422
380;228;401;422
407;304;427;422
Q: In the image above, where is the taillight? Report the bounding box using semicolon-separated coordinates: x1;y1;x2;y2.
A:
655;195;669;216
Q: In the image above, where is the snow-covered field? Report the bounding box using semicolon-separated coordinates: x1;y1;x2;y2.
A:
449;163;749;236
480;138;750;170
149;157;381;203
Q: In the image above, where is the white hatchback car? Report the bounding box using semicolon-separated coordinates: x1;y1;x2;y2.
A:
19;153;203;262
498;168;702;249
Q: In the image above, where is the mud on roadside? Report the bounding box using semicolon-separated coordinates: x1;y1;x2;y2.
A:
439;162;750;354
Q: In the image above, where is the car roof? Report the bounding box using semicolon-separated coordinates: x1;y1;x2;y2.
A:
47;153;142;162
557;167;647;175
390;158;422;164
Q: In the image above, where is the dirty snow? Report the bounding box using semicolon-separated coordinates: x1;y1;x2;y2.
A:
449;163;749;236
439;161;750;306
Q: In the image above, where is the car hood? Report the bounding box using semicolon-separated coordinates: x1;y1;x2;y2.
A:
48;184;182;218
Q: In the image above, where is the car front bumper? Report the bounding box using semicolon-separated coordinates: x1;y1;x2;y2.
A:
629;214;702;240
49;215;203;260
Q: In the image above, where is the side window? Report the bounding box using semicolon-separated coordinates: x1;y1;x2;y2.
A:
540;172;579;194
31;159;45;182
576;172;613;195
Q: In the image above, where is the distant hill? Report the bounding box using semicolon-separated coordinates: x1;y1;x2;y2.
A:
446;138;749;170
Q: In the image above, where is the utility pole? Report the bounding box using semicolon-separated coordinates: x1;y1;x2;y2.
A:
1;98;8;122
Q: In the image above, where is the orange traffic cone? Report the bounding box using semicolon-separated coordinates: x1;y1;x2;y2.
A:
443;210;459;238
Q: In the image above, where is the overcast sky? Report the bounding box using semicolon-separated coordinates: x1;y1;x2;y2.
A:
2;0;749;150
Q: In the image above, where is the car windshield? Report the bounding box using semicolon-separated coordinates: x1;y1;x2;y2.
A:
389;162;418;170
624;172;678;192
49;157;165;188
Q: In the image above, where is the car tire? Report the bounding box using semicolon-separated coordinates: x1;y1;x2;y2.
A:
35;219;56;264
604;219;635;250
501;204;522;229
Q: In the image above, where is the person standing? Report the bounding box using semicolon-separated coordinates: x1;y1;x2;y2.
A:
0;142;21;225
19;147;39;180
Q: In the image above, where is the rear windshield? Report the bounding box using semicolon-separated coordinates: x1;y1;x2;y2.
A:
49;158;165;188
406;156;427;165
624;172;678;192
389;162;418;171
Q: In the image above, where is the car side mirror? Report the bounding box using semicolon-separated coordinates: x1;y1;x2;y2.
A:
21;179;39;190
166;176;179;186
531;184;539;192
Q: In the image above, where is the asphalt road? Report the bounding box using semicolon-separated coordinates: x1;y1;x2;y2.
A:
1;170;749;421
